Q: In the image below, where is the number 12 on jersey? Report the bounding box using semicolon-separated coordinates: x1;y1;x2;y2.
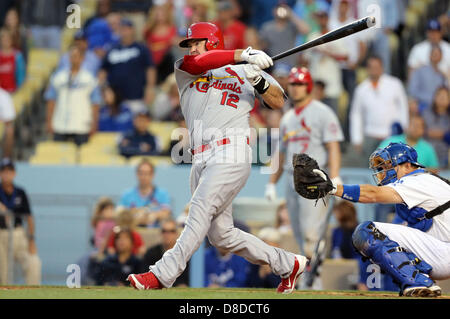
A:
220;91;239;109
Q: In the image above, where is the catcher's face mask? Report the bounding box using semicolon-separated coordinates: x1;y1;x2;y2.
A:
369;149;399;186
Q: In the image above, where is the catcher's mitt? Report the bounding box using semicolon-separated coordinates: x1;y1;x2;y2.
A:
292;153;334;200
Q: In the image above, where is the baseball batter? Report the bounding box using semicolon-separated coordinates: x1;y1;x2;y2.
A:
312;142;450;297
265;67;344;257
128;22;307;293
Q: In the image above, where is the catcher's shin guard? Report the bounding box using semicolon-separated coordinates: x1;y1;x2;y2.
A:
352;221;434;291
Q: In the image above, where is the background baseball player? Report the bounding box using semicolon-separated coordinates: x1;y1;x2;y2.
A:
265;67;344;259
127;22;307;293
296;142;450;297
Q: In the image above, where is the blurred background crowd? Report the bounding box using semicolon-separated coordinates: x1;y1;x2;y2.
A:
0;0;448;292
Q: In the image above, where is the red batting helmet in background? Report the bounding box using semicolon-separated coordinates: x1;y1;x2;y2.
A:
288;67;313;93
179;22;224;51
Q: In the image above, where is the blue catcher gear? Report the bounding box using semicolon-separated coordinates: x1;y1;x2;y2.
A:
395;204;433;232
369;142;425;186
352;221;434;294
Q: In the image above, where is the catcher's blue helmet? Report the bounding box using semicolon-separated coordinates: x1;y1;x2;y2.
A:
369;142;424;186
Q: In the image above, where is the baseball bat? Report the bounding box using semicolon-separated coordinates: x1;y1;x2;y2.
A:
271;16;376;62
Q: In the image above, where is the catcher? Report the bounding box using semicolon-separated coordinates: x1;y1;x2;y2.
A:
293;142;450;297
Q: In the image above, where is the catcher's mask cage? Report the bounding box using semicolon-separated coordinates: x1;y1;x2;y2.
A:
369;149;398;186
369;142;424;186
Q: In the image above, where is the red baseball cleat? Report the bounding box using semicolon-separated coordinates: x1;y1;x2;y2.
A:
277;255;308;294
127;271;164;290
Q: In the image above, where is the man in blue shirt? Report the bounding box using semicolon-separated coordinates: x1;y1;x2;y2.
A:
99;18;157;114
118;159;171;228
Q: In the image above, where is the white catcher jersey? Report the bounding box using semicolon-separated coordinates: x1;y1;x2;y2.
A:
387;171;450;242
174;58;282;148
279;100;344;172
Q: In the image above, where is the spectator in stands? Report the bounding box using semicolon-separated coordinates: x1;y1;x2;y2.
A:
423;86;450;168
329;0;367;138
118;159;172;227
151;73;183;122
91;197;117;253
275;201;291;235
57;30;102;76
249;0;280;30
99;18;157;114
3;7;28;61
45;45;101;146
91;228;143;286
312;80;326;103
0;28;26;93
259;4;310;68
408;45;448;114
118;110;162;157
246;227;282;288
105;207;145;257
140;218;190;287
357;0;401;75
188;0;217;25
0;87;15;158
407;19;450;79
330;200;398;292
204;245;252;288
214;0;247;50
348;55;409;166
304;5;348;113
378;114;440;170
143;1;177;84
292;0;328;45
21;0;71;50
98;86;134;133
110;0;153;13
0;158;41;285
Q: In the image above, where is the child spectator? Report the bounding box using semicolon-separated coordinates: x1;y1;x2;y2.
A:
98;86;134;132
118;110;162;157
91;228;143;286
91;197;117;253
275;201;291;234
0;28;25;93
422;86;450;168
105;207;145;257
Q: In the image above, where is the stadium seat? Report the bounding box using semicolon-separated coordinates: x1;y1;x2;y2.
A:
136;227;162;248
29;153;77;165
405;9;419;30
148;121;180;153
35;141;78;156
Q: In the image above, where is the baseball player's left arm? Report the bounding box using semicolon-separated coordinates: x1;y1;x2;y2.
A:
332;183;404;204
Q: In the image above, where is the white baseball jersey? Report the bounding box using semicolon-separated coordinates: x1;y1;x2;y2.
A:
387;171;450;242
279;100;344;172
174;58;282;148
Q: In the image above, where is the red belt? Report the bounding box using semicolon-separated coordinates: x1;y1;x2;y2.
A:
191;137;250;155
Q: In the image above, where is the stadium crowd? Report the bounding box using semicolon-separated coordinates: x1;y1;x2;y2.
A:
0;0;448;290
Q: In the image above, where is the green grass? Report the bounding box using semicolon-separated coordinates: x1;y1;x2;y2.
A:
0;286;427;299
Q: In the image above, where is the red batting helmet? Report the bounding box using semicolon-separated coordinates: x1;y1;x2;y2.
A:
288;67;313;93
179;22;224;51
